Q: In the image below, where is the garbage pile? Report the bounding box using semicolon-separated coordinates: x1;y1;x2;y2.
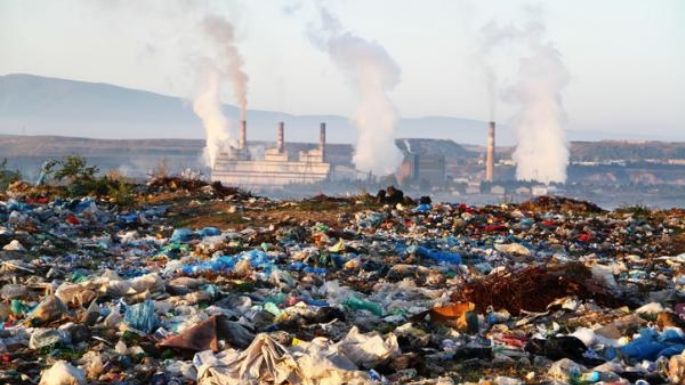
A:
0;184;684;385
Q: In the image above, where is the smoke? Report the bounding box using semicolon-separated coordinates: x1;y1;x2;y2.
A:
76;1;250;169
507;29;570;184
480;9;570;184
201;15;249;120
311;8;403;177
478;22;514;121
484;67;497;121
193;14;250;168
193;66;234;167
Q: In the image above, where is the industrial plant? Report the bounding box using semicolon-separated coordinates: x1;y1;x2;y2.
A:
210;117;499;189
211;120;331;188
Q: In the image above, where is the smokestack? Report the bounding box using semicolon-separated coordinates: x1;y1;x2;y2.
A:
277;121;285;153
239;119;247;150
319;122;326;161
486;121;496;182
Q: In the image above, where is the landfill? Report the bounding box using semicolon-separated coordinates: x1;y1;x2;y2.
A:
1;178;685;385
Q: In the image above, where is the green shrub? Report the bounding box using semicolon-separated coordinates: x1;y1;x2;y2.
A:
0;159;22;191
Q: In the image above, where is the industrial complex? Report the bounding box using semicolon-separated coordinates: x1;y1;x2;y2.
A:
211;121;331;188
210;118;497;190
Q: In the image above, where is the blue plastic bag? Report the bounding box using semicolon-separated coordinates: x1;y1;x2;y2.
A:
198;227;221;237
124;300;159;334
170;228;194;243
618;328;685;361
414;203;432;213
180;255;237;275
415;246;462;265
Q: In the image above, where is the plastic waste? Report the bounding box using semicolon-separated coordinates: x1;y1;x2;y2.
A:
1;182;684;383
198;227;221;237
123;300;159;334
336;326;400;368
79;351;105;380
609;327;685;361
2;239;25;251
194;333;299;385
29;328;71;349
39;360;86;385
159;315;254;352
494;243;531;256
547;358;586;382
170;228;193;243
30;295;67;324
413;246;462;265
669;354;685;385
0;283;28;300
293;338;371;384
414;203;431;213
343;296;384;316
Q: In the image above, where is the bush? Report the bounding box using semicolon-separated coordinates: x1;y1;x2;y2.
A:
0;159;22;191
51;155;98;184
39;156;99;197
108;179;135;207
36;156;136;205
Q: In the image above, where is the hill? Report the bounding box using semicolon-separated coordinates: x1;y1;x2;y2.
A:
0;73;510;145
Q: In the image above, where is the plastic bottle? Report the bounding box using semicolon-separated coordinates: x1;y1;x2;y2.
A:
343;296;384;316
575;371;619;384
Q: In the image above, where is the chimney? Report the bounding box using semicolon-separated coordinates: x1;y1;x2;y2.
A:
277;121;285;153
239;120;247;150
319;122;326;161
485;121;495;182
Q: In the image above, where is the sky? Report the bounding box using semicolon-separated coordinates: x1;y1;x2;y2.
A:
1;0;684;140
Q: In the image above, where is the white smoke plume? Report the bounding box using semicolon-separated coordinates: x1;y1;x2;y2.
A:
193;66;233;168
508;31;570;184
313;8;403;177
478;22;518;121
202;15;249;120
481;10;570;184
193;14;250;168
79;1;249;169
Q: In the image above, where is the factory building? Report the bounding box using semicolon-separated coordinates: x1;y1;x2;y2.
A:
396;151;446;185
211;122;331;188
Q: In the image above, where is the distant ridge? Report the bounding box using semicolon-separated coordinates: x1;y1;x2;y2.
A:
2;74;680;145
0;73;511;145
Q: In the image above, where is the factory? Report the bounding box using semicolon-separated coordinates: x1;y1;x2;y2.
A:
396;151;447;186
210;116;497;190
211;121;331;189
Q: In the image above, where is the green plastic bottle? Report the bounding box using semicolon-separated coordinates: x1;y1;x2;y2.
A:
343;296;384;316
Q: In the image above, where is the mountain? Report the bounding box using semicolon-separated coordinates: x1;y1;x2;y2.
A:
0;73;513;145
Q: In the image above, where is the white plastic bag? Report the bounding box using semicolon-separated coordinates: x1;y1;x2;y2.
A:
39;361;86;385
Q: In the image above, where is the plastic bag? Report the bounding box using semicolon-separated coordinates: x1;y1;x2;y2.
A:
335;326;400;368
39;361;86;385
30;295;67;324
170;228;194;243
413;246;462;265
194;333;301;385
293;337;371;385
29;328;71;350
123;299;159;334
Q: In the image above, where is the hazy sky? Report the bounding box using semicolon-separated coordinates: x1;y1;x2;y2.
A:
1;0;683;139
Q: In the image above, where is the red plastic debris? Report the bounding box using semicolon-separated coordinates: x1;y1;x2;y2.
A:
577;232;592;242
484;224;507;233
65;214;80;225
